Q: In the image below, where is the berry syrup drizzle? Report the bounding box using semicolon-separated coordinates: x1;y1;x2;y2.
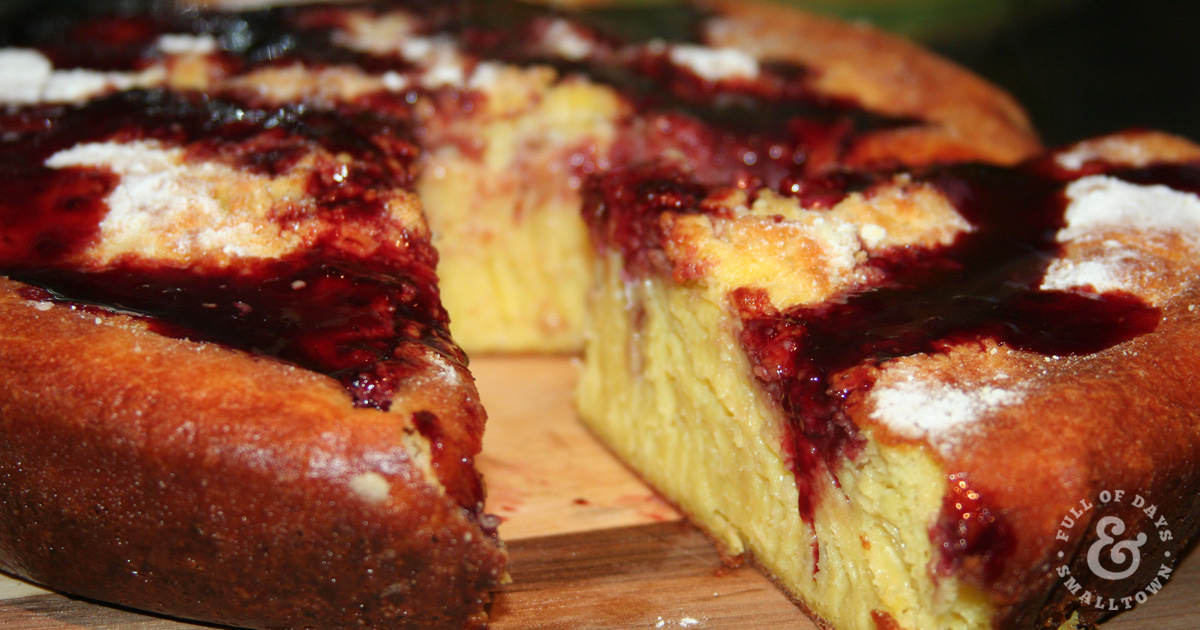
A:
0;88;459;415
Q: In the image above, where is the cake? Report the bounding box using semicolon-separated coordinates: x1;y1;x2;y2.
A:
2;1;1196;630
577;129;1200;630
0;85;506;629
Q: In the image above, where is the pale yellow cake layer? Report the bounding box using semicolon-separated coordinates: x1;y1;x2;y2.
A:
421;74;623;353
577;251;1000;630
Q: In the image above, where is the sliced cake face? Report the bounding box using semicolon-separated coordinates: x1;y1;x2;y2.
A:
0;86;506;629
4;0;1041;352
577;130;1200;630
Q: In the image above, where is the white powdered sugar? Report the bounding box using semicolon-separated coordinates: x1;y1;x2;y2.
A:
0;49;53;104
0;48;165;105
870;377;1024;448
421;350;463;387
332;16;468;89
542;18;594;61
1057;175;1200;242
859;223;888;249
466;62;503;91
44;140;284;260
358;35;465;88
331;12;417;54
421;57;466;89
156;33;219;56
1040;240;1142;294
1054;138;1155;171
380;70;410;92
402;37;466;88
1035;175;1200;298
42;67;165;102
668;45;759;82
348;472;392;505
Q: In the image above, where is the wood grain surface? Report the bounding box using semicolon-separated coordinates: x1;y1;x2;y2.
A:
1;356;1196;629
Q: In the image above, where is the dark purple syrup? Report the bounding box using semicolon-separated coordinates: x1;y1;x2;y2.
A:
931;472;1014;581
582;162;716;280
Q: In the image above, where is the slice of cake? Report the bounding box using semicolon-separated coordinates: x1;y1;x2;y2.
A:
0;88;506;629
577;129;1200;629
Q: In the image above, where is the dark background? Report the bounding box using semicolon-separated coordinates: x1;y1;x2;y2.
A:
928;0;1200;147
1;0;1197;148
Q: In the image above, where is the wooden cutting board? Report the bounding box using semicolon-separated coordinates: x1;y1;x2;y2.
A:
1;356;1196;629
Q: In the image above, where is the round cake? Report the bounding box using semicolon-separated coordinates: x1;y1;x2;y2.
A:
2;2;1197;630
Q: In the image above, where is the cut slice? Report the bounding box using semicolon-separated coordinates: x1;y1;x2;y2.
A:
0;89;506;630
577;130;1200;630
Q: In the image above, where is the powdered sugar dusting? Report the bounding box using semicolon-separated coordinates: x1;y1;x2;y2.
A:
0;49;165;105
1057;175;1200;242
45;140;292;261
334;23;467;89
331;12;417;54
871;377;1023;448
669;45;759;82
401;37;466;88
421;349;463;388
1040;241;1142;294
380;70;409;92
466;62;502;91
348;472;391;505
1054;137;1156;171
0;49;53;104
41;67;166;103
542;18;594;61
157;33;219;56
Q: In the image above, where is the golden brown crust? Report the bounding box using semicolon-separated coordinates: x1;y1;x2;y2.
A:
706;0;1042;167
838;133;1200;627
850;289;1200;627
0;277;506;629
926;293;1200;627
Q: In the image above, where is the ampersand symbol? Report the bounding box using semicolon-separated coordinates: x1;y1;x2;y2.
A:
1086;515;1147;581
